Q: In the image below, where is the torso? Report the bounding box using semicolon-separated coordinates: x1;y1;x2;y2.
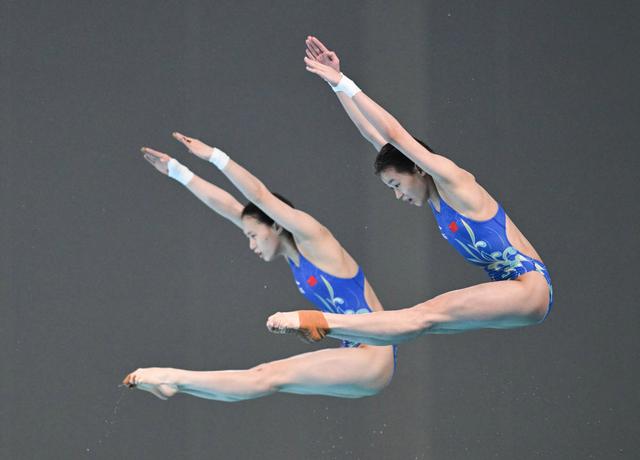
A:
427;178;546;281
290;236;384;313
287;242;385;348
428;178;543;264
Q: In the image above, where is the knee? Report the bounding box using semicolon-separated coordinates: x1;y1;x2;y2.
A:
248;362;286;393
345;347;395;398
410;299;445;334
349;375;391;399
524;301;549;325
386;306;431;342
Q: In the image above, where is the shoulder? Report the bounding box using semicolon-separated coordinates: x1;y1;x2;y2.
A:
435;173;495;217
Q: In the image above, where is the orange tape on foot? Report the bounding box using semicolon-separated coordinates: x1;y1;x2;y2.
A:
298;310;330;342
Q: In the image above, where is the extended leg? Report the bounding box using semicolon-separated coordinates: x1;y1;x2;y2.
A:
268;272;550;345
123;344;394;401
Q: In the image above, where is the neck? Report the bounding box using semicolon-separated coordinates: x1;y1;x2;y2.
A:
425;175;438;202
277;235;299;264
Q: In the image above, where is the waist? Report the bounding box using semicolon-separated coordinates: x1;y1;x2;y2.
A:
484;255;550;284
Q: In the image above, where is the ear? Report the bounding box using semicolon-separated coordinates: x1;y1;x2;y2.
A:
414;164;426;176
272;223;283;235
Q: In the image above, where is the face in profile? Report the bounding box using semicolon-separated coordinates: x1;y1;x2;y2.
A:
379;167;429;207
241;216;282;262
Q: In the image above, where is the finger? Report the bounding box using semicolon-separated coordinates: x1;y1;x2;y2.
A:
304;57;328;72
305;66;321;76
305;49;315;61
141;147;165;158
311;36;329;53
172;131;192;145
303;56;320;67
143;154;156;165
308;37;323;55
305;39;320;59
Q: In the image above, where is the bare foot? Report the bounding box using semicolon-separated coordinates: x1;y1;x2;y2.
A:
266;310;329;343
122;368;179;400
266;311;300;334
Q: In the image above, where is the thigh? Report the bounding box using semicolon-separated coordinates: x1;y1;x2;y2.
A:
265;345;394;398
425;271;550;330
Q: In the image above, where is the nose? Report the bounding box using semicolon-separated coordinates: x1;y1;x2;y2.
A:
249;240;256;250
394;189;403;199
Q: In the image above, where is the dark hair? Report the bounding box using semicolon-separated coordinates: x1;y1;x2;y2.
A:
241;193;294;239
374;137;435;175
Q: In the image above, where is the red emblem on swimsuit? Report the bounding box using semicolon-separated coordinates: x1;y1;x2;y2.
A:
448;221;459;232
307;275;318;287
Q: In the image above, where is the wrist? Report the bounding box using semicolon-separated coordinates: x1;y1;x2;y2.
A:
167;158;194;186
208;147;230;170
331;73;361;98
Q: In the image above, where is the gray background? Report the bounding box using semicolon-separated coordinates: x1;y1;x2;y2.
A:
3;1;639;459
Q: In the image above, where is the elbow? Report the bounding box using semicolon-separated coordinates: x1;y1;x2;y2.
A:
383;123;404;144
236;174;269;205
357;124;378;145
247;183;270;205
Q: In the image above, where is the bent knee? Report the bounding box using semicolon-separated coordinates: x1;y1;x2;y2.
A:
359;346;395;392
524;300;549;325
521;284;550;325
347;377;389;399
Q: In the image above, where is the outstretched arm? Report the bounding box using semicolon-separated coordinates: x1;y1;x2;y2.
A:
305;36;385;151
304;46;469;185
172;132;325;241
141;147;244;228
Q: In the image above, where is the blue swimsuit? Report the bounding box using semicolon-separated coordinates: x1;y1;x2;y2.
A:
428;196;553;318
288;252;397;364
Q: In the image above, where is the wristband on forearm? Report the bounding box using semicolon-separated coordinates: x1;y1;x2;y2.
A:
208;147;230;170
167;158;194;186
331;73;361;98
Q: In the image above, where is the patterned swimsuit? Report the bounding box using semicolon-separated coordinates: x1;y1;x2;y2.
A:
288;252;398;365
428;196;553;318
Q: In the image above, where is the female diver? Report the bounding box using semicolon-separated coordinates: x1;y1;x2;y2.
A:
267;37;553;344
123;132;394;400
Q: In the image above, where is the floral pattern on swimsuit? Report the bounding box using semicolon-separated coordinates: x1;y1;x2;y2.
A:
429;196;554;318
288;252;372;348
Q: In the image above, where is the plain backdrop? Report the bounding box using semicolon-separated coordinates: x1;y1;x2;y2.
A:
2;1;639;459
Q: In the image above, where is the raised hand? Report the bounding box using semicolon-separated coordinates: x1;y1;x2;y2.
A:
172;131;214;161
141;147;171;175
305;35;340;72
304;56;342;86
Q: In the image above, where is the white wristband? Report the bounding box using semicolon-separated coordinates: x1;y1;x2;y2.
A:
208;147;230;170
331;73;361;98
167;158;194;186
